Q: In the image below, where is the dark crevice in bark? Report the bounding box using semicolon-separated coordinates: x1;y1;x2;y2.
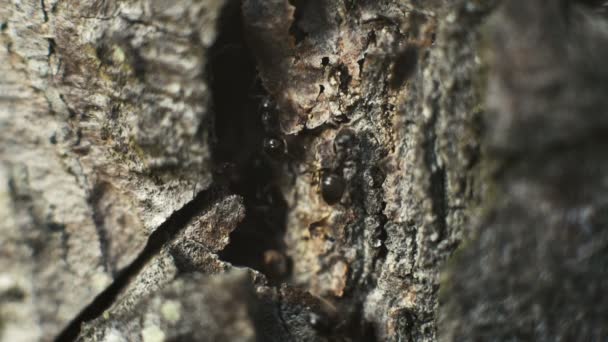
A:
390;45;419;89
376;200;389;262
425;84;448;245
335;63;352;94
88;183;113;276
429;166;448;240
210;0;291;284
46;38;55;56
54;185;225;342
288;0;308;44
40;0;49;22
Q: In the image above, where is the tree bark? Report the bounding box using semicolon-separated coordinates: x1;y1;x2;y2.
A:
439;1;608;341
3;0;605;341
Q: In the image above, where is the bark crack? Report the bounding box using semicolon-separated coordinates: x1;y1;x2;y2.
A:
54;185;226;342
209;0;291;284
88;183;114;276
40;0;48;22
424;82;448;246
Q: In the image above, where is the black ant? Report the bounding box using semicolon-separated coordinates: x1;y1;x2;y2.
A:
257;95;306;186
262;137;286;158
259;97;288;160
257;95;360;206
332;128;358;165
320;128;359;205
320;172;346;205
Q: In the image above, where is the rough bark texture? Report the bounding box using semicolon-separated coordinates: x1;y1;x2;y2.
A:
439;1;608;341
1;0;220;340
2;0;605;341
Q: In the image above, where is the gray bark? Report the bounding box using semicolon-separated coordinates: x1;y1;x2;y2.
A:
4;0;605;341
439;1;608;341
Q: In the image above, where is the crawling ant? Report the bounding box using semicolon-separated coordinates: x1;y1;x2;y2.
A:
320;128;359;205
215;91;293;283
257;96;360;206
321;172;346;205
332;128;358;165
259;97;288;160
262;137;286;159
257;95;307;186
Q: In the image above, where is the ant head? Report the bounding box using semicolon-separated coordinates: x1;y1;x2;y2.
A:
333;128;358;155
260;96;282;133
260;96;274;111
262;136;287;159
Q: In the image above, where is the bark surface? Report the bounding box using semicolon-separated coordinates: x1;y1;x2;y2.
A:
2;0;605;341
439;1;608;340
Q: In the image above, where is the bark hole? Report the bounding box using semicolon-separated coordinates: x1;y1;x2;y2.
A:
321;56;330;67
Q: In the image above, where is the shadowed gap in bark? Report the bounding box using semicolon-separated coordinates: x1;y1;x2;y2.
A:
211;0;291;284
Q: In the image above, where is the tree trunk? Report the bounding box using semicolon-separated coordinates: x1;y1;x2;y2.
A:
2;0;605;341
439;1;608;341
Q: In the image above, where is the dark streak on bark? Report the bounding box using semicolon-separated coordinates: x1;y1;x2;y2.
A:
424;81;448;246
210;0;291;283
40;0;49;22
88;183;113;275
46;37;56;58
288;0;308;44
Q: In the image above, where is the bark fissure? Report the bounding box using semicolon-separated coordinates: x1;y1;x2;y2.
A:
40;0;48;23
210;0;291;284
88;184;113;275
425;85;448;245
54;185;225;342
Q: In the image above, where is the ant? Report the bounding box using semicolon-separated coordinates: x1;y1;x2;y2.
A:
320;172;346;205
320;128;359;205
257;96;306;184
259;97;288;160
258;95;361;206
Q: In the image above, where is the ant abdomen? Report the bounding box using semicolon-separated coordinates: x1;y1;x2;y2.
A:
321;171;346;205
